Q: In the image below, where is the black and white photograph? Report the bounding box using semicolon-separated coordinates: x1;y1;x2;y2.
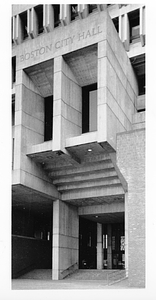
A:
1;1;156;299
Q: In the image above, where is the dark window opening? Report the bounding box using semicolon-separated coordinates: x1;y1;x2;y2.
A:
12;56;16;85
44;96;53;141
71;4;78;21
131;55;145;96
112;17;119;33
20;11;28;40
128;9;140;43
138;74;145;96
12;95;15;126
53;5;60;27
82;83;97;134
35;5;44;34
88;4;97;14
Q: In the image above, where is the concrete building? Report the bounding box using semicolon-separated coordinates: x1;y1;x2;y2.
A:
11;4;145;288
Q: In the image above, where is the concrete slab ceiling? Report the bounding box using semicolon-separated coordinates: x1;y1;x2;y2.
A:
64;44;97;86
25;59;54;97
12;184;53;214
80;211;124;224
66;196;124;207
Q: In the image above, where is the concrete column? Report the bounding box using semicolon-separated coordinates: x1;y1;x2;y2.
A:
107;224;112;269
53;55;81;152
52;200;60;280
97;223;103;269
125;193;128;276
97;41;107;143
52;199;79;280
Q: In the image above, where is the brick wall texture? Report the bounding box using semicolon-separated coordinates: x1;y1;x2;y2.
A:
117;129;145;287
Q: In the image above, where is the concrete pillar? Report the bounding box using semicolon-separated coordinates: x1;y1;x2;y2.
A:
97;223;103;269
52;200;60;280
97;41;107;144
107;224;112;269
52;199;79;280
125;193;128;276
53;55;82;152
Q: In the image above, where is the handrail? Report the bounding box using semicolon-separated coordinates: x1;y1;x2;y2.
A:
60;262;78;279
107;270;126;286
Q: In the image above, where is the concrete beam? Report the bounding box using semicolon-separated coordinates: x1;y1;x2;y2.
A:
53;170;117;185
48;161;114;178
58;178;121;192
78;201;124;215
61;185;124;201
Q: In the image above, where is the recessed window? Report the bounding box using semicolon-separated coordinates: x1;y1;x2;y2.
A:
112;17;119;33
82;83;97;134
71;4;78;21
88;4;97;14
12;95;15;126
19;11;28;40
35;5;44;34
12;56;16;86
128;9;140;44
44;96;53;141
53;5;60;27
131;54;145;96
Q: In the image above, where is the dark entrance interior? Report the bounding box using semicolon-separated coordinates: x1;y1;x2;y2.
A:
103;222;125;269
79;217;97;269
79;213;125;270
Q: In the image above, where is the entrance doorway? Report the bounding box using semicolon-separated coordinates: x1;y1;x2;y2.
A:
79;217;97;269
103;223;125;270
79;214;125;270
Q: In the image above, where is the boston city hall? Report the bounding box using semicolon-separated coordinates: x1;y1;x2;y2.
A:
11;4;145;287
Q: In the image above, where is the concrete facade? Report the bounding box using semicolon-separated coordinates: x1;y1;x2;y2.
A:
12;4;145;287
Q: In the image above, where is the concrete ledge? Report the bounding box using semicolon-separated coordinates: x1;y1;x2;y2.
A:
26;140;53;155
66;131;98;148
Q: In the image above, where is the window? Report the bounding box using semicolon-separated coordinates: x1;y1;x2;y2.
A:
138;74;145;96
88;4;97;14
35;5;44;34
112;17;119;33
128;9;140;44
12;56;16;86
53;5;60;27
20;11;28;40
82;83;97;134
12;95;15;126
44;96;53;141
71;4;78;21
130;54;145;96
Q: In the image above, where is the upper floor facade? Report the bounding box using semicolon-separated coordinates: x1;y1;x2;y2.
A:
11;4;145;200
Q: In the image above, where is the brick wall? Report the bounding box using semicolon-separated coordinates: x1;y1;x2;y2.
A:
117;129;145;287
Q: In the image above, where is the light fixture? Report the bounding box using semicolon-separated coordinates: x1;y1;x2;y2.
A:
95;215;98;218
87;148;92;152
